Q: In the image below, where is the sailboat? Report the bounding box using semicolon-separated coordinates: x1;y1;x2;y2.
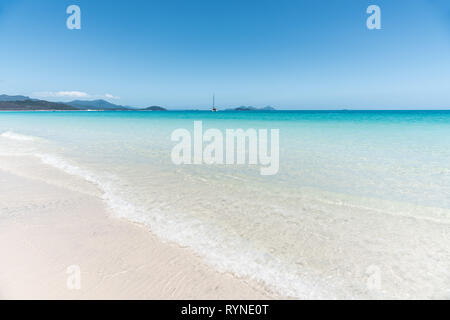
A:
211;94;218;112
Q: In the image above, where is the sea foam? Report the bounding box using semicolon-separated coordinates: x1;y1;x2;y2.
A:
1;131;37;141
31;152;332;299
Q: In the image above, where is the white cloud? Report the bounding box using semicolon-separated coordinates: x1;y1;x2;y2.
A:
35;91;90;98
34;91;121;101
57;91;89;98
105;93;120;100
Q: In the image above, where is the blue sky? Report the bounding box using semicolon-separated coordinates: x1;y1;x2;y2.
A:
0;0;449;109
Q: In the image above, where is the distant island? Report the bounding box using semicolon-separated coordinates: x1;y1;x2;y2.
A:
226;106;276;111
0;95;169;111
0;94;31;102
142;106;167;111
0;99;78;111
0;95;130;111
66;99;130;110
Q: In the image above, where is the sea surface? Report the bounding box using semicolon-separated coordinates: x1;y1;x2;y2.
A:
1;110;449;299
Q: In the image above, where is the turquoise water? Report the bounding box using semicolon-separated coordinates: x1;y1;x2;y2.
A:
1;110;450;298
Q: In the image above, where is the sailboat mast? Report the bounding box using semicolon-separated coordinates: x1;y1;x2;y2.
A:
211;93;217;112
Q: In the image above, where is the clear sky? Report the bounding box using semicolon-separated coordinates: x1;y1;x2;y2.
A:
0;0;449;109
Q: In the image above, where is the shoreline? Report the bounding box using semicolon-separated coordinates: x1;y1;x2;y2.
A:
0;156;275;299
1;124;450;299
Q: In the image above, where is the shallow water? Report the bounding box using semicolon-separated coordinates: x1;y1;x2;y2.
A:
1;110;449;299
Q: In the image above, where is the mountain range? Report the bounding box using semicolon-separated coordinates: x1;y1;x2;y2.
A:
66;99;130;110
0;94;33;102
0;99;78;111
0;95;167;111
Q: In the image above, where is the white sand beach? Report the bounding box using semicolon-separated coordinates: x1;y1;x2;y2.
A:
0;155;273;299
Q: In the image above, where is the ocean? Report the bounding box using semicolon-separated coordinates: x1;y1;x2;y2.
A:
1;110;449;299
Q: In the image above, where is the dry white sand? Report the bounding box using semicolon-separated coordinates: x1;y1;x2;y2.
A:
0;156;274;299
